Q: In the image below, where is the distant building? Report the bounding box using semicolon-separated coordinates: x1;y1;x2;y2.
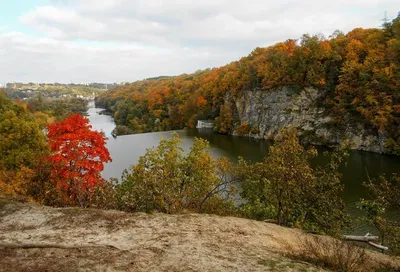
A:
196;120;214;129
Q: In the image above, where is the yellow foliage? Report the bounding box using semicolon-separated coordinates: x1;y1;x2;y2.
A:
0;167;34;197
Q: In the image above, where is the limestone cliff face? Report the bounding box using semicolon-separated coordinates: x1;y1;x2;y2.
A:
229;87;387;153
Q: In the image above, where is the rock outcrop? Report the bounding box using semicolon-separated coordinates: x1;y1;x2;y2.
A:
230;87;387;153
2;200;399;271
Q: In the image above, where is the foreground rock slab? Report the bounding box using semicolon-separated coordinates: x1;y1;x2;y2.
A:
0;201;397;271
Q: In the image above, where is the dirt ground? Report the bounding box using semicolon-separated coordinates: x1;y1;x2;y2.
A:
0;200;399;272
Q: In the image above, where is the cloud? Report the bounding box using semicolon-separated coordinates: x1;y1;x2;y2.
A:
0;32;233;83
1;0;399;82
19;0;399;45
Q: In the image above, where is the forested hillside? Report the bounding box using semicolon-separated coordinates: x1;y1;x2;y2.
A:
97;18;400;153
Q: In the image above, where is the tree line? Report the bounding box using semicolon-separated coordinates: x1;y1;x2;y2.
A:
5;83;107;99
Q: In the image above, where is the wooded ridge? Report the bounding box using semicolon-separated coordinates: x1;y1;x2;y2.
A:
96;17;400;154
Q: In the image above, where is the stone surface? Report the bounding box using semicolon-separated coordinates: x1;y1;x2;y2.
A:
230;87;386;153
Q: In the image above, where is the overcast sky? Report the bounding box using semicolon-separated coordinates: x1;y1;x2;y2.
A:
0;0;398;84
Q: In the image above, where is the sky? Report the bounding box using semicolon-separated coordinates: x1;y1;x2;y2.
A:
0;0;399;84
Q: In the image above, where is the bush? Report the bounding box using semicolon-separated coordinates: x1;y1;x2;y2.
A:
116;134;236;214
237;129;350;235
87;179;118;209
359;175;400;255
235;122;251;136
114;125;133;135
42;179;118;209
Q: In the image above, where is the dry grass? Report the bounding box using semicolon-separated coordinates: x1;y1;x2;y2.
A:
297;236;366;271
287;235;400;272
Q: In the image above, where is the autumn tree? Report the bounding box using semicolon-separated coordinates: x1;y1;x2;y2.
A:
116;134;235;214
358;174;400;255
27;96;89;120
0;91;48;196
237;129;349;235
214;102;234;134
47;114;111;206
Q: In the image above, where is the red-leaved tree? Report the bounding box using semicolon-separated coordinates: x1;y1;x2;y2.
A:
47;114;112;206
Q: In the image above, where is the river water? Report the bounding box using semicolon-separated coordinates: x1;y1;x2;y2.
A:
87;101;400;233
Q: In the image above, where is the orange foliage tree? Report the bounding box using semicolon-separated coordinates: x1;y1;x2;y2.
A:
47;114;112;206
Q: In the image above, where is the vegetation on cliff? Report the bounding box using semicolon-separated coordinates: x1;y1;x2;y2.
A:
96;17;400;153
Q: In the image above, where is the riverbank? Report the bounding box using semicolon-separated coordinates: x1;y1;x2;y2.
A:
1;199;399;271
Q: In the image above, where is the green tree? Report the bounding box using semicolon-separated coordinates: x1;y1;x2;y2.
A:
358;174;400;255
116;134;235;214
0;92;48;196
238;129;349;235
304;146;351;234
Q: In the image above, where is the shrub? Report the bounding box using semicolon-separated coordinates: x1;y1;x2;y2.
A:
114;125;133;135
235;122;251;136
359;175;400;255
237;129;350;235
87;179;118;209
116;134;236;214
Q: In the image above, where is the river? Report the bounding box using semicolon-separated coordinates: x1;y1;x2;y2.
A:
87;101;400;233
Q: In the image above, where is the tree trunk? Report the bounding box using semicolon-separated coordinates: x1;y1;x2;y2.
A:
342;233;389;251
342;235;379;242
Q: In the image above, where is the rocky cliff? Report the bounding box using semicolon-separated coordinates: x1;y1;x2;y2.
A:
230;87;387;153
